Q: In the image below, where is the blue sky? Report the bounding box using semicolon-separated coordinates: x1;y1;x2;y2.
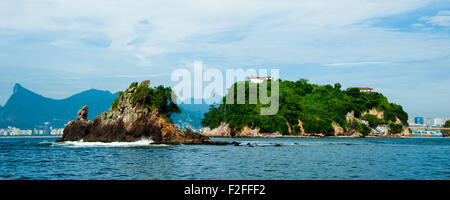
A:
0;0;449;118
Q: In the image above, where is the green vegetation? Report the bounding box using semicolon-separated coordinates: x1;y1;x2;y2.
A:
202;79;408;136
443;120;450;137
361;114;385;128
111;82;180;123
389;123;403;133
348;119;371;136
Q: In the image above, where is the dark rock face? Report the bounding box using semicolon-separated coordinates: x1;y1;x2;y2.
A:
58;81;227;145
76;105;88;121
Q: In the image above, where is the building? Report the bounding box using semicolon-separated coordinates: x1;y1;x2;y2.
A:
414;117;424;125
376;124;389;136
248;76;272;84
433;118;445;126
347;87;373;93
424;118;432;126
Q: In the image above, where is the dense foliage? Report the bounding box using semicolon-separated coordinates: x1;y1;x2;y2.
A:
444;120;450;137
111;82;180;123
389;123;403;133
202;79;408;135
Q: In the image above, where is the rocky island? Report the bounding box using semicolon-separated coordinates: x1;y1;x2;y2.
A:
57;81;227;145
201;79;412;138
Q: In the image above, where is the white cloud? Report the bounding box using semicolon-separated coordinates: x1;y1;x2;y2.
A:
323;61;387;67
421;10;450;27
0;0;449;116
0;0;440;66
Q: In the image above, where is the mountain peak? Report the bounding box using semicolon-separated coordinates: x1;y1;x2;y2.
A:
13;83;24;94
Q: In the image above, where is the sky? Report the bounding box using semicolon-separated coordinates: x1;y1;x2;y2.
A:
0;0;449;118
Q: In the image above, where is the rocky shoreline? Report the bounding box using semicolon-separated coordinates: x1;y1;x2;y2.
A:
201;113;413;138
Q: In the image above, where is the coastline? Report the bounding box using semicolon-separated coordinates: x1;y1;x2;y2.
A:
208;135;447;139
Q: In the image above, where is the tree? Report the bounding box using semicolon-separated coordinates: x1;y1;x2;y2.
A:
443;120;450;137
389;123;403;134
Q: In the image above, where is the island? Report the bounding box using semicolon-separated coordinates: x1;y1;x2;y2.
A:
201;79;412;138
57;80;227;145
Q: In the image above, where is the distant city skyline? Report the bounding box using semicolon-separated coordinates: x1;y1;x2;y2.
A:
0;1;449;118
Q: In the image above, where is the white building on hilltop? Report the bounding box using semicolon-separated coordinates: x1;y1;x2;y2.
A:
248;76;272;84
347;87;373;93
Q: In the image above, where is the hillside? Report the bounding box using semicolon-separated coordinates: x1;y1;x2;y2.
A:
0;84;118;129
201;79;409;136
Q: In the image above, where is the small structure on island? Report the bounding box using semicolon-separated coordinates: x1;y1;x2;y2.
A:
347;87;373;93
376;124;389;136
248;76;272;84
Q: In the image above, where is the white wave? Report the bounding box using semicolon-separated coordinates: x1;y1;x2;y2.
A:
53;138;157;148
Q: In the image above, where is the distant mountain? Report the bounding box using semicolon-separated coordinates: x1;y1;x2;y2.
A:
171;98;217;131
0;84;219;131
0;84;118;129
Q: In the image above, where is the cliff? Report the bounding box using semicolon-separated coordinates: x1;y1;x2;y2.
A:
58;81;227;145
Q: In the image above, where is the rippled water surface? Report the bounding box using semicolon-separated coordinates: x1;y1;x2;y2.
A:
0;137;449;180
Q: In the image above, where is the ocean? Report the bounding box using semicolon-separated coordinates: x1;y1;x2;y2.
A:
0;137;449;180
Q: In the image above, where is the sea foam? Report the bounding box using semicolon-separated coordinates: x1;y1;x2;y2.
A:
53;138;159;148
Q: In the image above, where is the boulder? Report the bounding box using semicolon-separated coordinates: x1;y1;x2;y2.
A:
201;123;232;137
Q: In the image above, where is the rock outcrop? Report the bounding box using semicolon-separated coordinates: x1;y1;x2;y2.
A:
201;123;231;137
76;105;89;121
390;127;413;137
332;121;344;136
58;81;227;145
234;126;261;137
362;108;384;119
201;123;281;137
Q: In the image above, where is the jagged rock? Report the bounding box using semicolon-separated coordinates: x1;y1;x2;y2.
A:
235;126;261;137
332;121;344;136
349;132;364;138
361;108;384;119
399;127;413;137
76;105;88;121
201;123;232;137
297;119;306;136
58;81;227;145
201;122;281;137
140;80;150;88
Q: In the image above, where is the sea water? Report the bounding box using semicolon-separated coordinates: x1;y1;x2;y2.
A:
0;137;448;180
